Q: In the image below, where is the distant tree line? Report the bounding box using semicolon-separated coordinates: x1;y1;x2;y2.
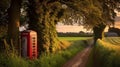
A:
108;27;120;36
57;32;93;37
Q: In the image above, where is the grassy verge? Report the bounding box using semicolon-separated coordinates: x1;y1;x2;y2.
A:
87;37;120;67
86;48;94;67
38;40;87;67
95;39;120;67
0;53;29;67
0;37;90;67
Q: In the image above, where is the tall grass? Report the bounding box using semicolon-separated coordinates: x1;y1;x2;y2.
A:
95;38;120;67
0;53;29;67
86;48;94;67
0;37;89;67
87;37;120;67
32;39;88;67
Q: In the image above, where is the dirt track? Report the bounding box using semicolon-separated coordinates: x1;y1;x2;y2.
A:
62;40;93;67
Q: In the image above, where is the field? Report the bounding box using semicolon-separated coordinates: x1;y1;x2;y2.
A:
0;37;91;67
58;37;92;41
104;37;120;45
87;37;120;67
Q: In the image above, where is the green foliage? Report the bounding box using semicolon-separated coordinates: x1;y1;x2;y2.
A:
0;37;88;67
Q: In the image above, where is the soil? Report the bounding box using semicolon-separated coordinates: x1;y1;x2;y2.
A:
62;40;93;67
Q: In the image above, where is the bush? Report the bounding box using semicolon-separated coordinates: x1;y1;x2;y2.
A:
0;39;87;67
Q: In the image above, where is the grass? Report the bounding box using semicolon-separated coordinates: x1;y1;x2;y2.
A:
93;37;120;67
103;37;120;45
38;41;85;67
87;37;120;67
86;48;94;67
0;53;29;67
0;37;90;67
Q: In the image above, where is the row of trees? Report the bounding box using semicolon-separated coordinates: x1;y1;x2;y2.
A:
0;0;120;55
108;27;120;36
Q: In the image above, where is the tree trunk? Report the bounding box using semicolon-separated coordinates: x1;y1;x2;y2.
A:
7;0;21;54
93;23;106;45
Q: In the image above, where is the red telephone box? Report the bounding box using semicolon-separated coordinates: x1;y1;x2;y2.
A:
21;30;37;59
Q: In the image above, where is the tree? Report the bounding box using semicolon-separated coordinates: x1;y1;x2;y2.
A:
92;0;120;44
7;0;22;54
27;0;66;53
26;0;120;54
0;0;10;38
108;27;120;36
61;0;120;44
60;0;105;44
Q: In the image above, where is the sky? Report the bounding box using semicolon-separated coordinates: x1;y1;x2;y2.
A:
56;23;92;33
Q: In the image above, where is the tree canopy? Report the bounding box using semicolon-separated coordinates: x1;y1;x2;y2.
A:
0;0;120;54
59;0;120;27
